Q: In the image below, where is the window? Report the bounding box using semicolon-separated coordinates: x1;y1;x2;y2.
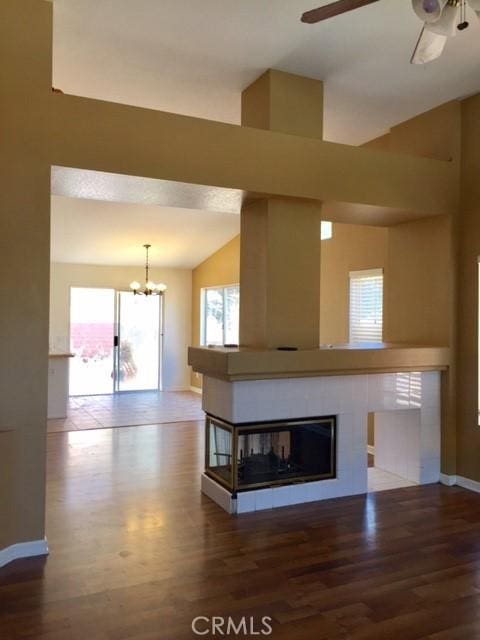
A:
349;269;383;343
321;221;333;240
201;284;239;346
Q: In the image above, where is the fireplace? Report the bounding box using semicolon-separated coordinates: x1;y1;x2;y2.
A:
205;415;336;493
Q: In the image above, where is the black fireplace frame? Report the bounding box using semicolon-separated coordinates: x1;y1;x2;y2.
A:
205;414;337;493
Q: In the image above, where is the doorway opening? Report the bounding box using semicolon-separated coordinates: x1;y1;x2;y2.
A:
367;411;419;493
69;286;163;396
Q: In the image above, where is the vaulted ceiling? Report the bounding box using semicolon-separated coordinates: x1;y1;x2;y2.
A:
51;0;480;268
53;0;480;145
51;196;240;268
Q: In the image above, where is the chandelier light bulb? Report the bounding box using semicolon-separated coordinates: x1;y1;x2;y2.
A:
129;245;166;295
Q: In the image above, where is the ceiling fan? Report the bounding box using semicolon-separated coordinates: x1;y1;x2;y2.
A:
301;0;480;64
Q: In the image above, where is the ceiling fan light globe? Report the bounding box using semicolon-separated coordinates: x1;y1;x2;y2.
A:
424;0;439;12
426;4;460;36
410;26;447;64
412;0;448;23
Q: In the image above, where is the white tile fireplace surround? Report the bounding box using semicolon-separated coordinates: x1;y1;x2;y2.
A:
201;371;441;514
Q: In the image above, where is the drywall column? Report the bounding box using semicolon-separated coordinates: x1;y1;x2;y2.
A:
239;71;323;349
241;69;324;138
0;0;52;557
240;198;322;349
457;94;480;482
382;102;461;477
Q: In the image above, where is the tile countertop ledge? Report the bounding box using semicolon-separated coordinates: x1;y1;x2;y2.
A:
188;343;450;381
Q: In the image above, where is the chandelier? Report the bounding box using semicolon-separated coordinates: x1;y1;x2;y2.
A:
129;244;167;296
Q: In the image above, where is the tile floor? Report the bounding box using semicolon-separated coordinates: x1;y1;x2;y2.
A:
47;389;204;433
368;466;416;492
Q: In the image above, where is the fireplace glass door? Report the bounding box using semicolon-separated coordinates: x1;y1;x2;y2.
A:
205;415;336;492
207;420;233;486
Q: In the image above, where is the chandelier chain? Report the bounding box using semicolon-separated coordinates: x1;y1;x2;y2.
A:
144;243;150;284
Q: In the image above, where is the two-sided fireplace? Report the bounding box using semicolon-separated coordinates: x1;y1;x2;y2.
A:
205;415;336;493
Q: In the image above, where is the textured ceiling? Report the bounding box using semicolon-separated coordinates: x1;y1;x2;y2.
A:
51;167;244;214
52;0;480;145
51;195;240;268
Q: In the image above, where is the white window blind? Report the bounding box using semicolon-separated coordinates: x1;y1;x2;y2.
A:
349;269;383;343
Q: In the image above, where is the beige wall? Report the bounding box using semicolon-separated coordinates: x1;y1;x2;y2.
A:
191;224;389;386
241;69;323;139
0;432;15;549
240;198;322;350
191;236;240;388
380;102;460;476
49;94;456;222
0;0;52;552
363;101;461;163
457;94;480;481
389;101;461;162
383;215;456;474
50;263;192;391
320;223;388;344
384;215;452;346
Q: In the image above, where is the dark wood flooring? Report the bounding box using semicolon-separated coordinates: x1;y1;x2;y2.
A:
1;421;480;639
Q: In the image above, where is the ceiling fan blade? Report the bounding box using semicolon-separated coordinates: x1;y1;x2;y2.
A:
301;0;380;24
410;26;447;65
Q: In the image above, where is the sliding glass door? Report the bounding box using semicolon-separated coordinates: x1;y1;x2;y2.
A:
69;287;162;396
115;291;162;392
70;287;116;395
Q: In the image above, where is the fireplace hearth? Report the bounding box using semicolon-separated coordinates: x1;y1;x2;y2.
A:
205;415;336;493
197;371;442;513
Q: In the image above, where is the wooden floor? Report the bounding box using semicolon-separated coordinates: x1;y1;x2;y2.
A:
2;421;480;639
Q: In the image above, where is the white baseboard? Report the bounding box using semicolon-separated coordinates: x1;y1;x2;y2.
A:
201;473;234;514
0;538;49;569
440;473;457;486
457;475;480;493
164;386;191;392
367;445;375;456
189;385;202;395
440;473;480;493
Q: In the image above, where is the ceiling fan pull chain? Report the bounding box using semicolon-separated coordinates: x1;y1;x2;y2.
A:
458;0;470;29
